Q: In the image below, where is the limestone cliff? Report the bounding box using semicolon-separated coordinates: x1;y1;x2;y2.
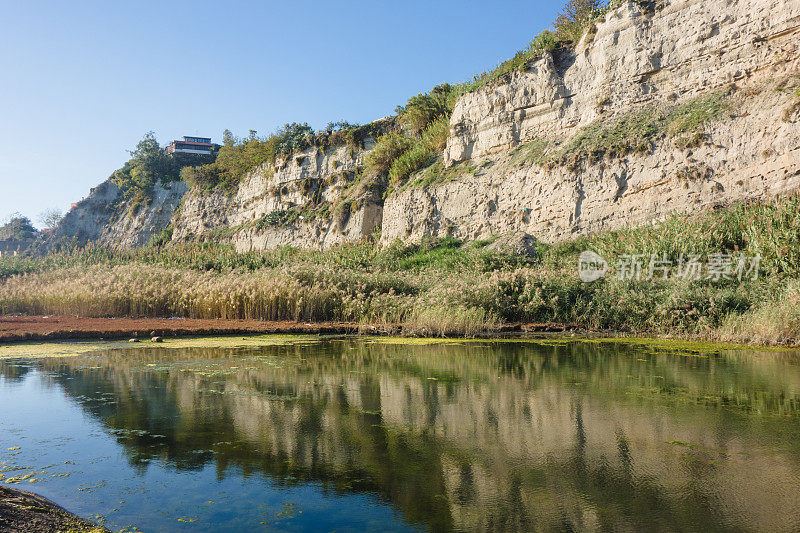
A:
171;141;383;252
48;179;186;249
53;0;800;250
383;0;800;243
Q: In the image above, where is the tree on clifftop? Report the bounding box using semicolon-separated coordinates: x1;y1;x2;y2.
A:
38;208;63;230
111;132;181;209
0;214;38;243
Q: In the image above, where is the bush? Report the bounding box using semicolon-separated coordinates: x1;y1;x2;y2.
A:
387;144;434;185
0;216;38;242
364;133;414;176
386;117;449;185
530;30;559;54
275;123;314;155
396;84;457;136
147;226;174;248
111;132;201;209
554;0;603;43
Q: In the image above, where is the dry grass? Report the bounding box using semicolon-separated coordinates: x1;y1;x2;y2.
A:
718;281;800;345
2;196;800;341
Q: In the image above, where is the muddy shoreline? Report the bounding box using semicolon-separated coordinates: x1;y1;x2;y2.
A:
0;315;577;343
0;486;105;532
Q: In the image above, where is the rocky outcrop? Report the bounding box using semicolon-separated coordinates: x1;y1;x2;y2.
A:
47;179;186;249
46;179;121;247
382;0;800;243
171;140;383;251
52;0;800;250
0;486;107;532
443;0;800;166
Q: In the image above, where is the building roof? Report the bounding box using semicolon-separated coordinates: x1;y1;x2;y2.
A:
167;140;213;147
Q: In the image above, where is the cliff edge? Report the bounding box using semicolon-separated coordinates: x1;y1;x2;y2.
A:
52;0;800;251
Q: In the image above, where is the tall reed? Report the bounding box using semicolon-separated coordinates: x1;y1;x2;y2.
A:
2;196;799;341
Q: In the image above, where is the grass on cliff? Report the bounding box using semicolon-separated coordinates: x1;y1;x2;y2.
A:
3;195;800;343
509;91;733;169
463;0;610;93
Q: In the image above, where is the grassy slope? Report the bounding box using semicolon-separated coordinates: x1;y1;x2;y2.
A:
2;195;799;344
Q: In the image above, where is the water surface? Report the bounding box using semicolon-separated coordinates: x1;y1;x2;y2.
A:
1;337;800;531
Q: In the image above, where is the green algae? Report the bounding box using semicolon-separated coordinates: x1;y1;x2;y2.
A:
362;334;799;358
1;332;796;363
360;337;471;346
0;334;324;359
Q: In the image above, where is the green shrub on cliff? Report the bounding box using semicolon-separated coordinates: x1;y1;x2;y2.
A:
364;133;414;177
396;84;457;136
0;215;38;243
360;86;458;189
275;123;315;155
387;117;450;185
554;0;603;43
324;121;391;151
111;133;190;210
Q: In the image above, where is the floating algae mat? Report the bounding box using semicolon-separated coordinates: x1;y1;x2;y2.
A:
0;334;324;359
2;336;800;531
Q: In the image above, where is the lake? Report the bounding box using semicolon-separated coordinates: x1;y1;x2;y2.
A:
1;336;800;531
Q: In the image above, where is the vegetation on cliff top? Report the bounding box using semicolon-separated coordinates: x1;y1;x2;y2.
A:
4;195;800;343
0;216;38;244
110;132;213;211
104;0;620;210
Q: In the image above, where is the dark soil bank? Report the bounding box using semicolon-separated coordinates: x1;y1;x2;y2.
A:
0;315;360;343
0;486;105;532
0;315;576;343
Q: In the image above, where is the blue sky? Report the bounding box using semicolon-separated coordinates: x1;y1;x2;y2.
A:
0;0;561;227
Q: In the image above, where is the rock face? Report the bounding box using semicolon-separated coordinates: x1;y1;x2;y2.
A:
48;179;186;249
444;0;800;166
486;232;538;258
381;0;800;243
54;0;800;250
171;141;383;251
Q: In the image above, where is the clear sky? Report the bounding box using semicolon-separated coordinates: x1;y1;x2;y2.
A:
0;0;561;227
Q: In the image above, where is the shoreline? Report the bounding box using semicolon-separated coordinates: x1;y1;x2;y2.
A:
0;486;105;532
0;315;797;352
0;315;579;344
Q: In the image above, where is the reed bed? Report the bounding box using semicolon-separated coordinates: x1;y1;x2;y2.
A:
2;195;799;341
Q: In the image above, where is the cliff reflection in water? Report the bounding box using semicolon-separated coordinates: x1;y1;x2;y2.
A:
7;339;800;531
